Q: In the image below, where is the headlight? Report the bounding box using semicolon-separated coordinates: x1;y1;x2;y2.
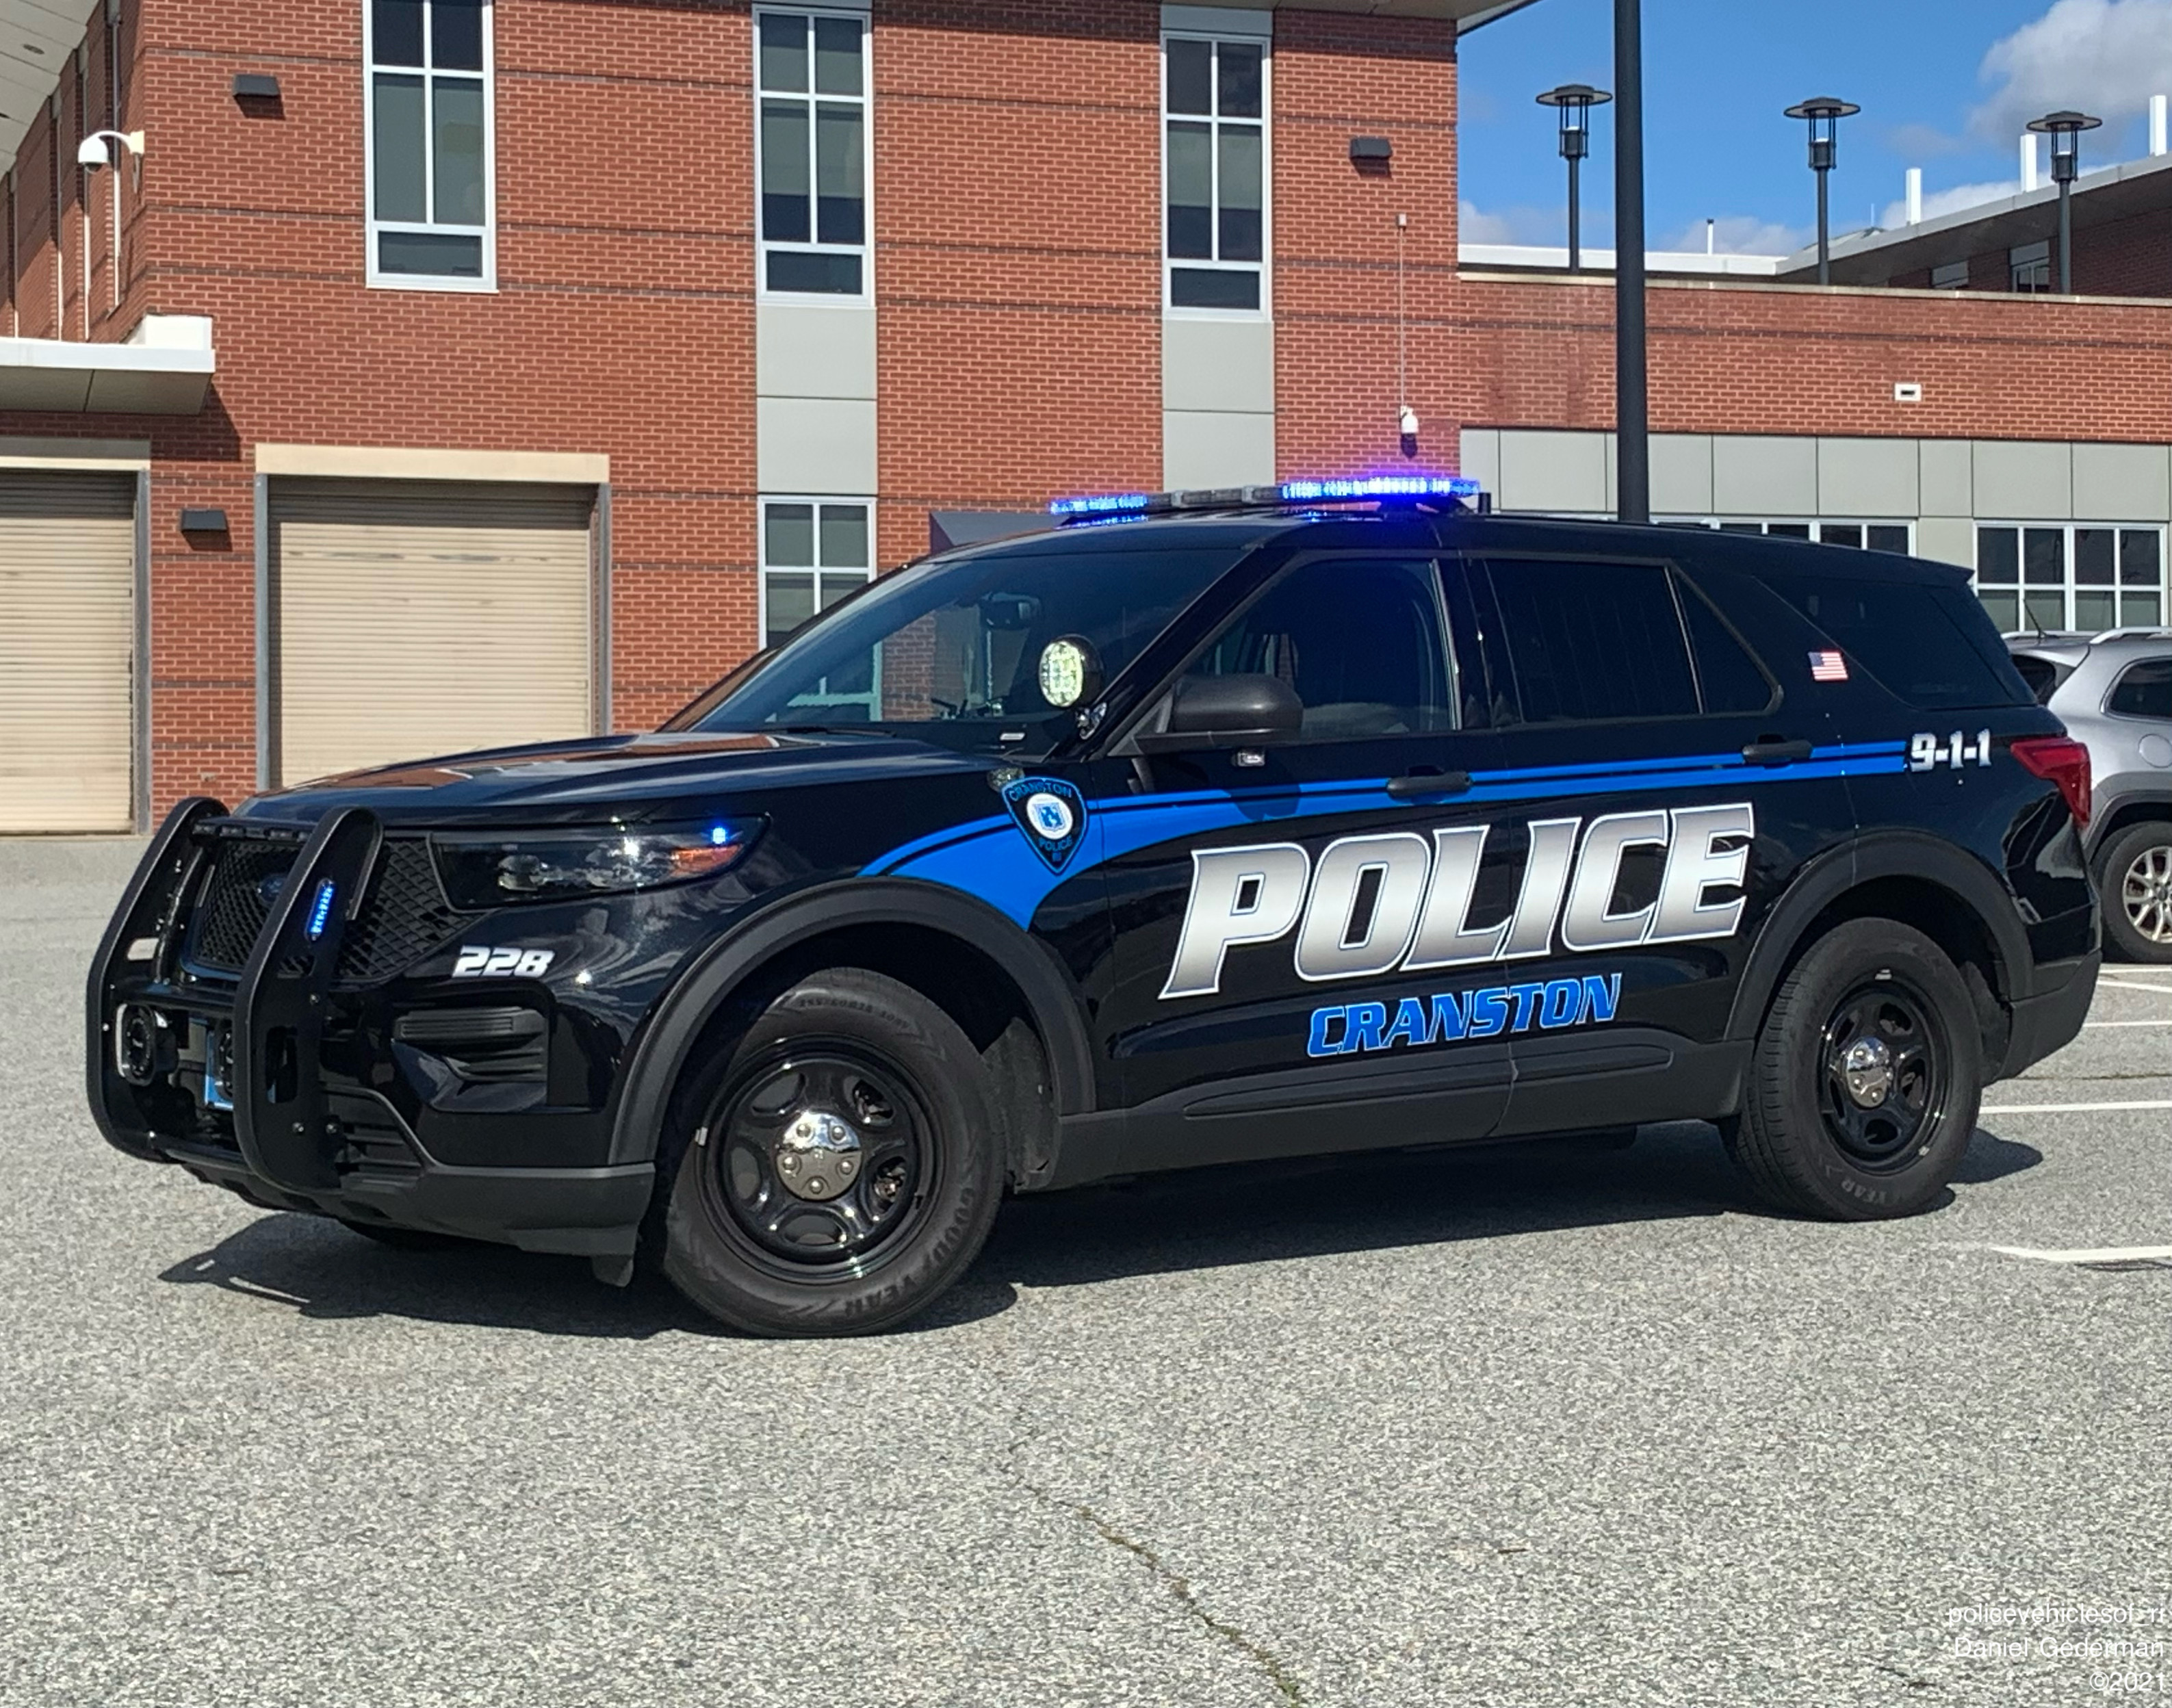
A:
432;820;763;908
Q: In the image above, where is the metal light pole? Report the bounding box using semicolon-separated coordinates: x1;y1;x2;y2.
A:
1536;83;1612;272
1785;96;1860;285
2028;109;2102;294
1613;0;1647;523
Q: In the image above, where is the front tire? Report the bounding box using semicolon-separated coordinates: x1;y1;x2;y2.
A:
1730;919;1980;1221
2095;821;2172;964
658;968;1004;1337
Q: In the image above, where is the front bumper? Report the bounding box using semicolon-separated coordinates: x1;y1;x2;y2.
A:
1998;950;2100;1082
88;799;651;1256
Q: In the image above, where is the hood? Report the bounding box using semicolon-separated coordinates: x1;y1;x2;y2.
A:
236;729;995;827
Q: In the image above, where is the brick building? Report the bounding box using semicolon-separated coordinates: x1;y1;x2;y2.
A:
0;0;2167;833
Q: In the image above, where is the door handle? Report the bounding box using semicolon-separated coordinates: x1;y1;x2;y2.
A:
1386;768;1473;799
1741;737;1816;767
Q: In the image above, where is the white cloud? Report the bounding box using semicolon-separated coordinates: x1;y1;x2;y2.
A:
1458;200;1579;245
1878;179;2023;229
1973;0;2172;139
1660;215;1811;256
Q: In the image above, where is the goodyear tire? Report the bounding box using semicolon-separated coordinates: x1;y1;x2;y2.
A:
658;968;1003;1337
2095;821;2172;964
1730;919;1980;1221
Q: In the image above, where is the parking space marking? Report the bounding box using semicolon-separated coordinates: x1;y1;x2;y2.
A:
2084;1019;2172;1028
2095;976;2172;995
1979;1098;2172;1115
1989;1244;2172;1267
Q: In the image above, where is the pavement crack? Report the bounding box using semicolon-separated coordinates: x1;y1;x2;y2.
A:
1003;1416;1307;1705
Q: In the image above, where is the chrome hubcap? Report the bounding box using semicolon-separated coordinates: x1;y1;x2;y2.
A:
772;1110;862;1202
2122;846;2172;944
1839;1036;1895;1107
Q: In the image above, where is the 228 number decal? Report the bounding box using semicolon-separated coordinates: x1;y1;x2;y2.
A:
1910;729;1991;772
452;945;556;979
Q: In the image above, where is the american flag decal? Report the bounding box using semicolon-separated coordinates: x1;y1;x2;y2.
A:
1808;650;1849;683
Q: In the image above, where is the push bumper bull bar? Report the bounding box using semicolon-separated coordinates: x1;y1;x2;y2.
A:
87;799;651;1258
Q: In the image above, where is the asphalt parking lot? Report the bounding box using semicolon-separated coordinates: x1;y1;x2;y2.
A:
4;838;2167;1708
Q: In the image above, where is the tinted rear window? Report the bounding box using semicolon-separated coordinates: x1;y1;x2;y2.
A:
1482;558;1699;724
2009;653;2062;706
2109;658;2172;720
1778;577;2031;709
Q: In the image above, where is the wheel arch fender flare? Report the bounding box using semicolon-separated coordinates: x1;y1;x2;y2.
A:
606;877;1098;1167
1724;831;2035;1045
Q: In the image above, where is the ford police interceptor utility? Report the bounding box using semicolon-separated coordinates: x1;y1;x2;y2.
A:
89;477;2100;1336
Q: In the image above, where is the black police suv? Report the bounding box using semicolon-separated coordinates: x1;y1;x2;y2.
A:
90;478;2100;1336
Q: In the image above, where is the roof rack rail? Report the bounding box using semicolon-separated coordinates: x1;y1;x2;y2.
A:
1048;474;1487;523
2086;625;2172;643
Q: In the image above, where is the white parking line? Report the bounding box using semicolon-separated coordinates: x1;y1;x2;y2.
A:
2084;1020;2172;1028
1980;1098;2172;1115
1989;1244;2172;1266
2097;976;2172;995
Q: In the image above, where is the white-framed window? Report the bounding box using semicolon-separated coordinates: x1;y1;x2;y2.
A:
365;0;493;288
1163;31;1269;315
2010;240;2052;294
1681;519;1915;554
761;498;877;713
1974;523;2165;635
755;7;870;299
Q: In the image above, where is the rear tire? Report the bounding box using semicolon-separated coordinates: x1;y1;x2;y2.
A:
2095;821;2172;964
657;968;1004;1338
1730;919;1980;1221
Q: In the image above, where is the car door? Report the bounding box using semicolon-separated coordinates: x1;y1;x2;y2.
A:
1094;549;1515;1172
1455;545;1854;1138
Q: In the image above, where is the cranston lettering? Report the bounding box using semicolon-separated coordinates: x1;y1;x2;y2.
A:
1309;972;1622;1059
1161;802;1754;1001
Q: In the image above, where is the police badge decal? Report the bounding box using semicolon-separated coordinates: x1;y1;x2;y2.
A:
1001;775;1089;873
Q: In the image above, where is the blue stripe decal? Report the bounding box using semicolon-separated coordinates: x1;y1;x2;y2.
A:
866;743;1910;926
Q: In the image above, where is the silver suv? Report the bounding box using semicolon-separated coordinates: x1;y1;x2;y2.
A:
2008;629;2172;961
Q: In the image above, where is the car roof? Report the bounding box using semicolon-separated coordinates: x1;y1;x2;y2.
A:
944;506;1974;585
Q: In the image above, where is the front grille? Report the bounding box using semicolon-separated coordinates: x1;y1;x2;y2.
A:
337;838;473;984
188;841;302;972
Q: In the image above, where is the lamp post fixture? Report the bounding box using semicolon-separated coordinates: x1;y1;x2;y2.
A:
1613;0;1647;523
1536;83;1612;272
1784;96;1860;285
2028;109;2103;294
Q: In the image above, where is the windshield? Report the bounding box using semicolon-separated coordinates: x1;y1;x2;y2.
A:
671;543;1242;752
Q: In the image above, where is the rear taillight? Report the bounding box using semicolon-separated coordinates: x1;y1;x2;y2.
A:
2011;735;2092;828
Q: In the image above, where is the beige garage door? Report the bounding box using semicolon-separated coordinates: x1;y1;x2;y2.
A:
0;473;136;832
273;480;595;786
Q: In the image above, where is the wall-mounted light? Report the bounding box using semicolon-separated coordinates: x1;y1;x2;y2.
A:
1349;135;1393;166
231;73;281;102
179;507;230;535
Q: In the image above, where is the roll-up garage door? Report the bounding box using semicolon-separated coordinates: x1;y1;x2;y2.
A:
0;472;137;832
272;480;595;786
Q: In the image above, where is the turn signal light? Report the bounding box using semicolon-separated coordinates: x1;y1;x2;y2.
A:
2011;735;2092;827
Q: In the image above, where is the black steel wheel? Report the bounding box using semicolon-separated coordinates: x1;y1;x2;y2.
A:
1730;919;1980;1221
1817;981;1946;1170
657;968;1004;1336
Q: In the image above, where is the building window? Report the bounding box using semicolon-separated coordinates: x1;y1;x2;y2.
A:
1930;261;1967;290
1974;523;2165;634
2009;240;2052;294
1164;33;1267;313
761;500;875;710
755;8;868;298
365;0;493;287
1701;519;1913;553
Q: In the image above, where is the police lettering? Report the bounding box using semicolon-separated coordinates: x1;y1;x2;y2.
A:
1160;803;1752;1000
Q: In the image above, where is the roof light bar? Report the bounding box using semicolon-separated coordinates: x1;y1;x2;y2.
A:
1048;474;1484;521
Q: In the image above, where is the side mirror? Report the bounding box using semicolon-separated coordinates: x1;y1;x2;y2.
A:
1137;674;1304;752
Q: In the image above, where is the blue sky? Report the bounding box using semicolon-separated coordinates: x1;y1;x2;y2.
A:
1458;0;2172;254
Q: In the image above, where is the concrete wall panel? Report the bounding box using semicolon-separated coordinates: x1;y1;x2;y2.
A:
2071;441;2171;521
1165;410;1276;489
758;305;877;401
1712;435;1816;516
1163;317;1276;415
1499;429;1609;514
1818;437;1918;517
1972;440;2071;519
758;398;878;494
1651;434;1713;515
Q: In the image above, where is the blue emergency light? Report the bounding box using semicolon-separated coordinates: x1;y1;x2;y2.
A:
1048;474;1484;521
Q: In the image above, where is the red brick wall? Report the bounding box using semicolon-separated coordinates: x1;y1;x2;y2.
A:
871;1;1162;571
1272;12;1457;477
1451;273;2172;445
